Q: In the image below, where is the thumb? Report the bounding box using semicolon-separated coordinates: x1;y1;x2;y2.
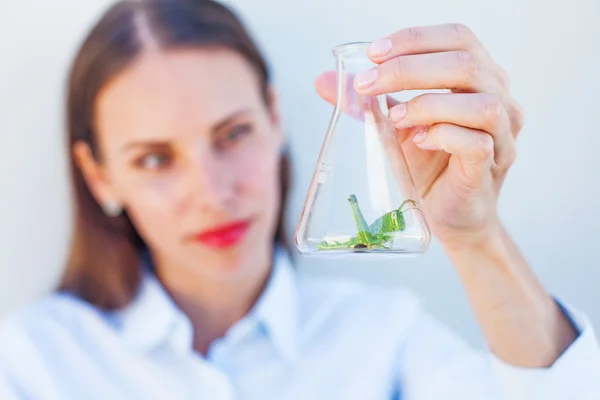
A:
314;70;339;107
315;71;401;110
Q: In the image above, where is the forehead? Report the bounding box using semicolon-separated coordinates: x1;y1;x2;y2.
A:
94;47;263;142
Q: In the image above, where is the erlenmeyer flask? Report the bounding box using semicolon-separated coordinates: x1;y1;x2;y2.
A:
294;42;431;258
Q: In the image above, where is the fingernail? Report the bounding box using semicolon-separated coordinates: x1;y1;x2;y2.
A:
389;103;407;122
355;68;378;89
413;128;429;143
368;38;393;57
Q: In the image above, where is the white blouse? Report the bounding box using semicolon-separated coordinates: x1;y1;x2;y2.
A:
1;247;599;399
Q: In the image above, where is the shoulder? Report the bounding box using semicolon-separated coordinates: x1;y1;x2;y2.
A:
0;292;114;387
0;291;108;346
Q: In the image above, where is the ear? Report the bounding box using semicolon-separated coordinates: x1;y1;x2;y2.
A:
72;141;122;211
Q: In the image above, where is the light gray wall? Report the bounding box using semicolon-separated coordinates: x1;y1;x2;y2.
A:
1;0;598;347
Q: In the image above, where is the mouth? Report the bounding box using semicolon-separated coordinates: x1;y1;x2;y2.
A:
193;219;252;249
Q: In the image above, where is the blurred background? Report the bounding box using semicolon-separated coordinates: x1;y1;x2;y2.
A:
0;0;598;348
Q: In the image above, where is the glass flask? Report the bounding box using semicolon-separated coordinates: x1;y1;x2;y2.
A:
294;42;431;258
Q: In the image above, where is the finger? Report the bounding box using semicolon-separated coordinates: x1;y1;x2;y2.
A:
508;98;526;138
354;51;503;96
315;71;451;197
413;123;494;186
366;23;483;60
389;93;516;170
366;24;508;91
314;71;338;105
315;70;400;113
315;70;424;147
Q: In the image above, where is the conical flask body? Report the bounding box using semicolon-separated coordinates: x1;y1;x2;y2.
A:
294;42;431;258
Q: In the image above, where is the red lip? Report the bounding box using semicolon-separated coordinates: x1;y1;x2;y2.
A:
194;220;251;249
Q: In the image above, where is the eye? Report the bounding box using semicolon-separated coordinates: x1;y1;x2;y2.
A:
135;152;172;170
218;123;253;148
391;210;398;219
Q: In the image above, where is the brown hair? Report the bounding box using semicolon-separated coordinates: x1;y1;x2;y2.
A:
60;0;291;310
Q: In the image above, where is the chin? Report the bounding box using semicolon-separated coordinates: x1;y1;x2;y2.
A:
187;236;271;282
197;256;265;284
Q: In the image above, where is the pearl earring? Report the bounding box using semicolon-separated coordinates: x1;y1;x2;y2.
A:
102;200;122;217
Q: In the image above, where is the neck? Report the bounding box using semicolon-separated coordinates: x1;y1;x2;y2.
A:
152;247;273;355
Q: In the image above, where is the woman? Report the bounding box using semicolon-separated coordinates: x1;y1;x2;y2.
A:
1;0;598;398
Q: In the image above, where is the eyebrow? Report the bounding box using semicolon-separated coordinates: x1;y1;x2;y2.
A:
120;108;254;153
212;108;253;132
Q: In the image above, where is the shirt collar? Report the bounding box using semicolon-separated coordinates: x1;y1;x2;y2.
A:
110;263;194;354
109;245;299;361
248;245;299;361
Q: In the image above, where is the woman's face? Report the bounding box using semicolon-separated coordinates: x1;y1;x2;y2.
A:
76;47;284;281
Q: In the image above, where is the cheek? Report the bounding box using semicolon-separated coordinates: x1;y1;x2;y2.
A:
117;175;187;237
235;143;280;204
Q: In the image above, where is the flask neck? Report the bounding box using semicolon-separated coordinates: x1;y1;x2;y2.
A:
333;42;388;118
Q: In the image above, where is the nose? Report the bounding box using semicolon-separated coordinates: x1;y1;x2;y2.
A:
185;153;235;212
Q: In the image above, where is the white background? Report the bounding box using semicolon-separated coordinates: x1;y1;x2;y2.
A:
1;0;598;347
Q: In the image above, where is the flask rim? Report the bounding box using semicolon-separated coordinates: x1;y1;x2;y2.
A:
332;42;370;57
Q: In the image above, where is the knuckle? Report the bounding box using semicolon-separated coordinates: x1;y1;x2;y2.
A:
474;133;494;161
455;50;480;82
410;93;433;115
394;55;412;79
497;141;517;170
505;141;518;165
479;94;504;126
405;27;422;46
511;101;526;131
497;66;510;88
451;23;475;47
